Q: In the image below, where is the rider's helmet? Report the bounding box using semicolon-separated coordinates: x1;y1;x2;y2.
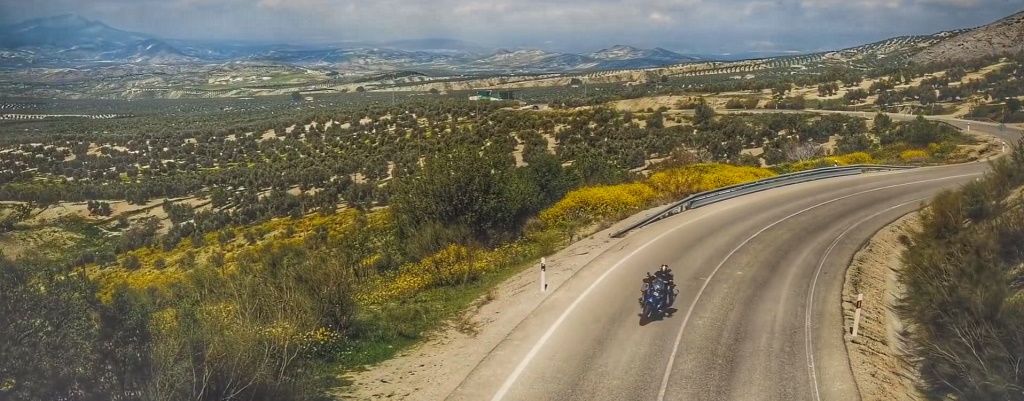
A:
660;264;669;273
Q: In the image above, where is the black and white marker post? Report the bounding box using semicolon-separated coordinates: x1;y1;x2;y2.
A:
540;257;547;292
851;293;863;337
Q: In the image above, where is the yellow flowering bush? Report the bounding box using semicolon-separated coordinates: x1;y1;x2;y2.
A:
300;327;343;356
829;152;874;165
149;308;179;333
900;149;930;163
786;152;877;172
355;234;557;306
91;266;186;303
539;182;657;228
648;163;775;198
357;244;481;304
263;321;300;342
90;207;371;302
539;163;774;230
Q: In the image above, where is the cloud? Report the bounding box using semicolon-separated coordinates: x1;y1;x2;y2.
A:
916;0;984;7
0;0;1020;53
800;0;903;8
648;11;673;24
800;0;991;9
453;2;510;15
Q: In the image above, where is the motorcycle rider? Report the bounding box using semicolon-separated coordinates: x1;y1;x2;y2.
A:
655;264;674;288
654;264;675;305
640;264;676;307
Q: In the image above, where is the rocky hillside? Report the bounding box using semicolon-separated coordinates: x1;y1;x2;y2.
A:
913;11;1024;64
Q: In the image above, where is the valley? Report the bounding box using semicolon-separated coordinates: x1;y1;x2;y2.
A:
2;5;1024;401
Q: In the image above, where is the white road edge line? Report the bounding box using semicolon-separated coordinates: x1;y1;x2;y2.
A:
489;172;979;401
803;197;926;401
655;172;980;401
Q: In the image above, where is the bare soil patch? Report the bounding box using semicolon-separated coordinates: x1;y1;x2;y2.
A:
841;213;925;401
0;226;82;260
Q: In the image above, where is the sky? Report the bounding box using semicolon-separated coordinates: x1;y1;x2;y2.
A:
1;0;1022;54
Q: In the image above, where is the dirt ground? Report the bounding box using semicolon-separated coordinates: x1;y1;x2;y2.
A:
611;95;693;111
15;196;207;241
0;225;82;259
337;203;671;400
841;213;925;401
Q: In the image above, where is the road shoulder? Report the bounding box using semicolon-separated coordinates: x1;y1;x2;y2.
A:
337;204;667;400
841;212;925;401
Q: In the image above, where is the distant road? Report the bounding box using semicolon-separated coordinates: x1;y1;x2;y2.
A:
447;116;1020;401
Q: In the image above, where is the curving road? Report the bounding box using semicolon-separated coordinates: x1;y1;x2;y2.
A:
447;117;1020;401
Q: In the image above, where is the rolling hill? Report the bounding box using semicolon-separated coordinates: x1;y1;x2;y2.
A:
0;14;195;64
589;45;703;68
912;10;1024;64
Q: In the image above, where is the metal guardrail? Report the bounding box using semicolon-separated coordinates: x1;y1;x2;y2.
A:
610;164;915;238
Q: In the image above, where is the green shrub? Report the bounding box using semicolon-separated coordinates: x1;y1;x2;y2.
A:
899;139;1024;400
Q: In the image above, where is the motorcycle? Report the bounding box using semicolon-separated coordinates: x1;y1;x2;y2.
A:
640;275;671;321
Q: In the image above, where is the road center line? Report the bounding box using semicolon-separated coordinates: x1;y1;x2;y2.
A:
655;173;979;401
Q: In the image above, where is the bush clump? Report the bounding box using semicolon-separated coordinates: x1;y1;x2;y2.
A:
899;138;1024;400
899;149;930;163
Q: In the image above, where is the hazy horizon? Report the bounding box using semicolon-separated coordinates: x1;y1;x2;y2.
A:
1;0;1022;54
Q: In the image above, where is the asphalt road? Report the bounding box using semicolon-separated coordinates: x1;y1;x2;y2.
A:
447;117;1020;401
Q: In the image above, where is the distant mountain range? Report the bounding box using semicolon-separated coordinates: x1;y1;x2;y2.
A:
0;15;162;64
2;11;1022;75
0;14;196;65
0;14;705;72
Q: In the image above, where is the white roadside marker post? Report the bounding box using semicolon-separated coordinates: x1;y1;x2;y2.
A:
540;257;547;292
851;293;864;338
